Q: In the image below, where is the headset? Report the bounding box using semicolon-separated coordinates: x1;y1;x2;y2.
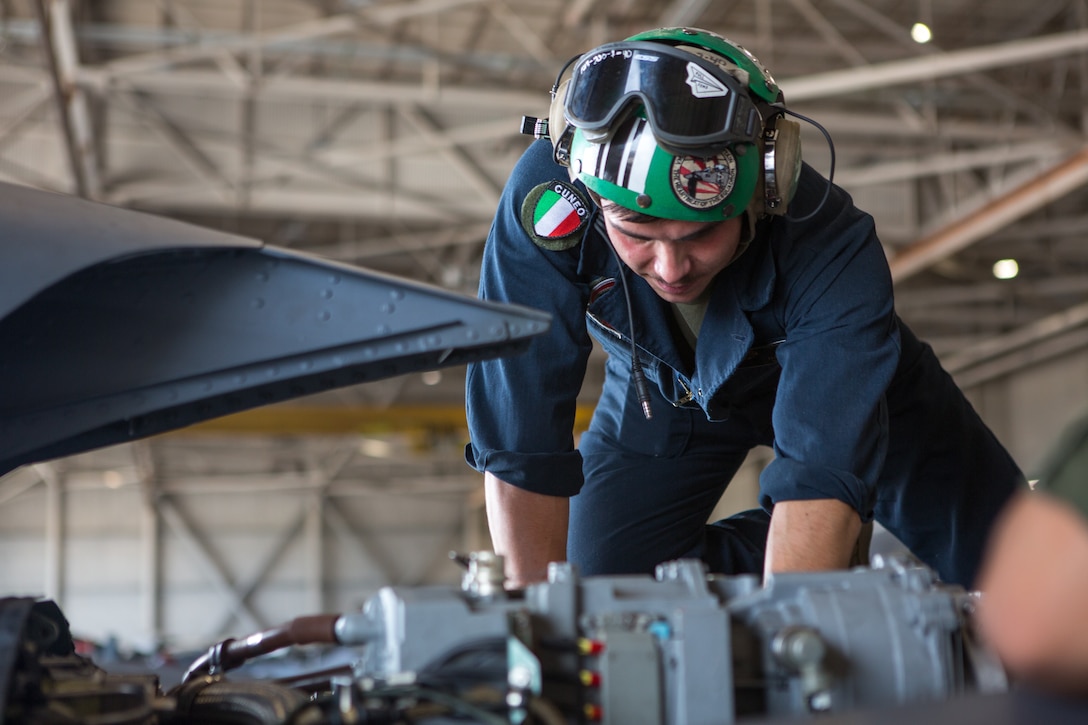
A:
524;27;834;223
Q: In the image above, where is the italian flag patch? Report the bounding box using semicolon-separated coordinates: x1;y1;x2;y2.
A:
520;180;590;251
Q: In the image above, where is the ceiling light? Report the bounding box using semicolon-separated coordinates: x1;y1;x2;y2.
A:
992;259;1019;280
910;23;932;44
359;438;394;458
421;370;443;386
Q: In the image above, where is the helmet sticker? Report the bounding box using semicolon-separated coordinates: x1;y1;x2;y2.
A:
685;62;729;98
520;180;590;251
670;151;737;210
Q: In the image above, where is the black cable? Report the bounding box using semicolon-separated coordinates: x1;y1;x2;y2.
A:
779;106;837;223
597;216;653;420
551;54;582;97
370;684;510;725
535;636;580;652
415;638;508;691
286;683;511;725
419;638;506;674
282;691;332;725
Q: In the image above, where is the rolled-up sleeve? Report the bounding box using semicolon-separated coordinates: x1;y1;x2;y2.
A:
758;169;901;518
465;141;593;497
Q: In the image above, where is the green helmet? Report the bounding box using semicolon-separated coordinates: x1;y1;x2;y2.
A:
560;27;789;222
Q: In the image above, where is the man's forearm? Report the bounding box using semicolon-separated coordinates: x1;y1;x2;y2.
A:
764;498;862;579
484;472;569;588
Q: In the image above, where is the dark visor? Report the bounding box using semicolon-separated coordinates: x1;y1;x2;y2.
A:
564;41;763;156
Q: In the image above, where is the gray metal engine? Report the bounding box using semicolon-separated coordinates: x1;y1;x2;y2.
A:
2;553;1005;725
327;553;1004;724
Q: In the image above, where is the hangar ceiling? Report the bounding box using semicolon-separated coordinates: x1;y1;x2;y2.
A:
0;0;1084;385
2;1;1088;602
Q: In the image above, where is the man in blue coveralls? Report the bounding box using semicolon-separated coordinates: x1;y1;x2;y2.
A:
465;27;1026;589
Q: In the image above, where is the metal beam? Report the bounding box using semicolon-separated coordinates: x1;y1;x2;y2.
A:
396;105;502;208
323;503;399;585
106;177;474;220
305;221;491;261
897;275;1088;310
0;467;43;507
0;88;52;150
836;141;1068;187
941;299;1088;374
36;463;63;602
827;0;1063;128
890;146;1088;282
155;476;481;497
171;403;597;435
953;327;1088;390
658;0;711;28
564;0;600;28
787;0;868;67
305;490;324;612
489;0;554;66
304;447;355;614
90;2;490;81
133;443;163;651
67;30;1088;118
81;68;546;111
783;29;1088;101
0;155;67;189
943;301;1088;389
118;91;238;201
239;0;261;210
365;0;491;26
35;0;99;198
413;525;469;586
99;15;357;79
900;306;1044;328
208;506;307;638
158;498;266;634
801;109;1068;143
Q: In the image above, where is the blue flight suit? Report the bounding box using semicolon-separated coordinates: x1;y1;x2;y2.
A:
466;140;1025;588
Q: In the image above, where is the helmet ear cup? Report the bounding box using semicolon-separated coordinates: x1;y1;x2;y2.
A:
549;79;569;151
759;116;802;216
548;78;580;181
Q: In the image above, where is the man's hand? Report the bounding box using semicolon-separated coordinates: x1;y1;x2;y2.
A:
764;498;862;579
484;472;569;588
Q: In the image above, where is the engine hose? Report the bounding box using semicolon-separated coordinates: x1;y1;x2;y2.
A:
182;614;340;683
172;677;313;725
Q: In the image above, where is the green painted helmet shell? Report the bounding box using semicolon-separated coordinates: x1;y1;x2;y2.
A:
564;27;776;221
569;113;759;222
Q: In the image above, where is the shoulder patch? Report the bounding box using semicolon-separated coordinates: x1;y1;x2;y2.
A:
520;180;590;251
